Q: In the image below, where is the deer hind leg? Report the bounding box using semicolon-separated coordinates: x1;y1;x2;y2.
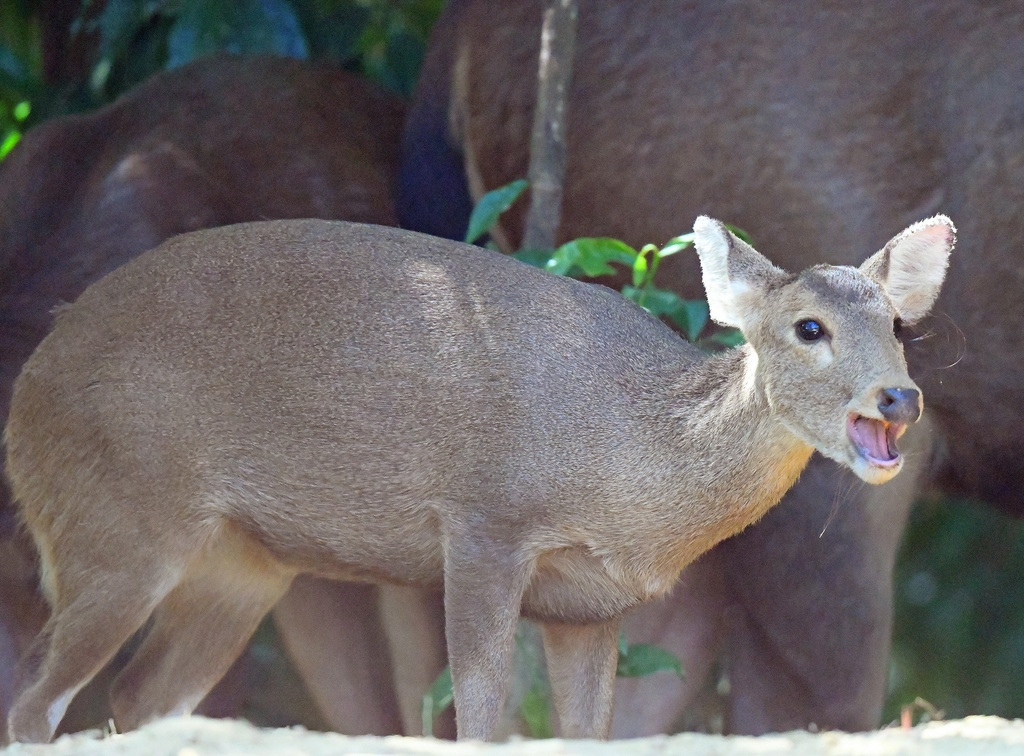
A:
6;553;186;743
110;527;292;732
541;618;620;738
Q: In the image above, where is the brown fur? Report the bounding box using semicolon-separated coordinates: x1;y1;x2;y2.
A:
4;215;950;741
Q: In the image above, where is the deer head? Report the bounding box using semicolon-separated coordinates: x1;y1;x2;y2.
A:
693;215;954;484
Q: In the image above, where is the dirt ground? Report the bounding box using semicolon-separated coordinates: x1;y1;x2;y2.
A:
3;716;1024;756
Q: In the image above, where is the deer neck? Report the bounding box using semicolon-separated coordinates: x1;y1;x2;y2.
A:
651;344;815;564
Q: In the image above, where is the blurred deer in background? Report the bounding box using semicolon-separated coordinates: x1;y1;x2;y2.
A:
398;0;1017;735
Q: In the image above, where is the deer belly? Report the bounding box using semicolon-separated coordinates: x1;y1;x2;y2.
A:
520;546;659;624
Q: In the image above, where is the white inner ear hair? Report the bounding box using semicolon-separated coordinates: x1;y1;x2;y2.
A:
886;224;951;321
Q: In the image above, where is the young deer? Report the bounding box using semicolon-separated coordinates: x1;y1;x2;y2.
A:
4;214;953;742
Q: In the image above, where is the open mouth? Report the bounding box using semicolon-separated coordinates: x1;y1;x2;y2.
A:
847;414;906;468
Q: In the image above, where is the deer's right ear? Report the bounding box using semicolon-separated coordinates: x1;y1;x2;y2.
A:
692;216;788;330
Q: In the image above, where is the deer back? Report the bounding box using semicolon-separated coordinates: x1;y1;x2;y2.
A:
8;220;699;586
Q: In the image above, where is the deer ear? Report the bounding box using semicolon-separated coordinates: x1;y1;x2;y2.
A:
860;215;956;324
692;216;789;330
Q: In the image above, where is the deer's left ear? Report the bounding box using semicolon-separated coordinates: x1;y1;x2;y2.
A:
860;215;956;324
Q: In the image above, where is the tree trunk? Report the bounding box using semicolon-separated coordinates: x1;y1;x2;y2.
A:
521;0;578;252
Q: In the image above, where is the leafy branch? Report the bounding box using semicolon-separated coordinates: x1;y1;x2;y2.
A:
466;179;744;349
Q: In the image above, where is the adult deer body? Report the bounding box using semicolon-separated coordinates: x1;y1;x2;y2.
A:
0;54;423;737
5;215;952;742
400;0;1017;733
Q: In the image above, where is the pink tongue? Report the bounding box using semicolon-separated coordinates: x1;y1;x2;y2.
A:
851;417;897;462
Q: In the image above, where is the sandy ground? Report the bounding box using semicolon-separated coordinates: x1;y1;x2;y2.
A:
3;716;1024;756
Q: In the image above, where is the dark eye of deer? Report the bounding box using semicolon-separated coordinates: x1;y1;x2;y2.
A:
893;317;904;338
796;319;824;342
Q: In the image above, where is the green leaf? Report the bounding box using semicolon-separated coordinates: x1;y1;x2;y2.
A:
616;643;684;679
253;0;310;57
290;0;369;64
667;299;710;343
0;68;33;103
512;248;556;269
701;328;746;349
421;665;453;737
620;284;643;305
0;41;30;86
464;179;528;244
553;237;636;278
0;0;42;80
725;224;754;245
632;249;649;288
520;683;554;739
95;0;149;64
622;286;709;343
542;243;579;276
167;0;309;69
638;243;660;283
0;129;21;160
399;0;447;37
657;233;694;258
376;27;426;96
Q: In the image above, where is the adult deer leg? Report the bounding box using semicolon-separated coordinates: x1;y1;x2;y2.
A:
720;419;934;733
611;550;729;736
378;584;452;736
273;577;404;735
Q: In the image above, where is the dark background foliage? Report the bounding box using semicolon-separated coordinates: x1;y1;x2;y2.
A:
0;0;440;156
1;0;1021;728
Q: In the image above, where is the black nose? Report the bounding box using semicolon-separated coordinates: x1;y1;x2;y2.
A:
878;387;921;424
